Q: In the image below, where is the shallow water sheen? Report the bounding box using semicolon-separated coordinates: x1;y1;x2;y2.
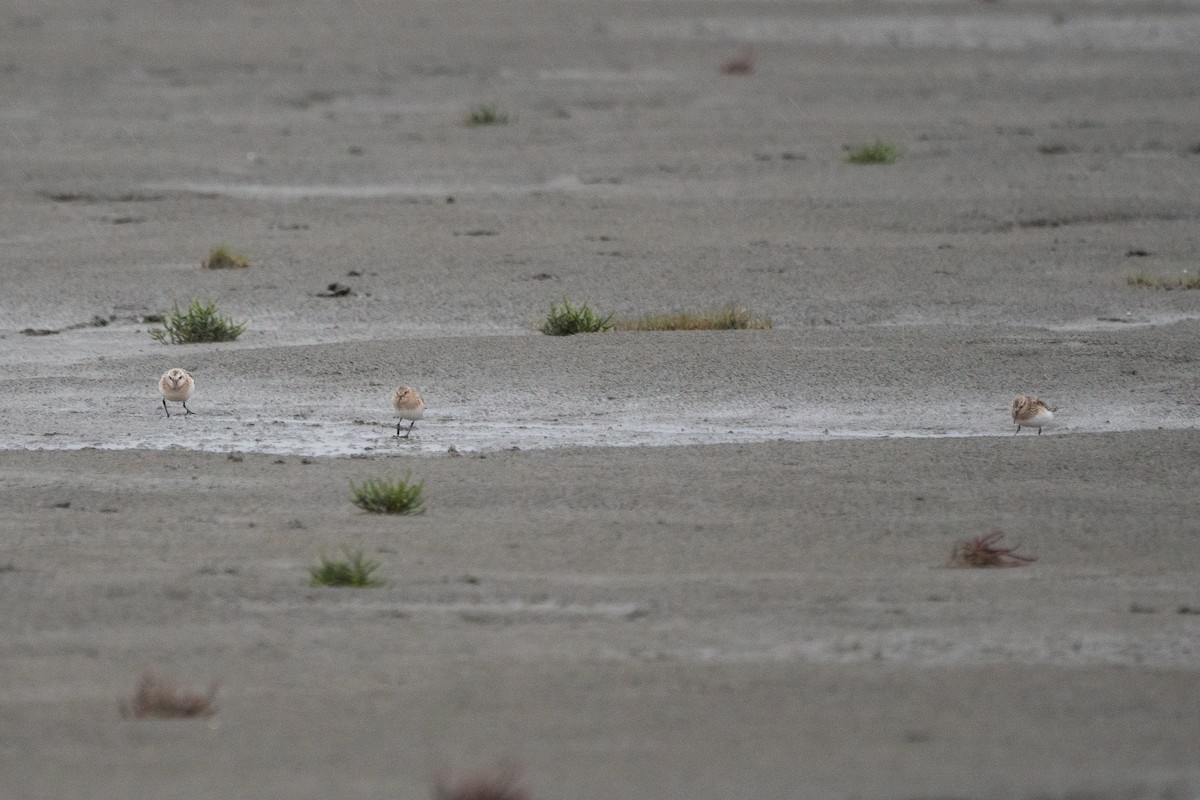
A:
8;405;1195;458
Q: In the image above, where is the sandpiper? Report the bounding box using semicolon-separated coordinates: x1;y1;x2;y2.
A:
1011;394;1054;435
391;385;426;438
159;368;195;418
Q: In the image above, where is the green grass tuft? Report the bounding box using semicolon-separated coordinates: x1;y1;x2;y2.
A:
150;299;246;344
539;297;615;335
1126;272;1200;290
465;103;510;126
613;303;773;331
351;472;426;515
309;547;385;587
844;138;899;165
202;244;249;269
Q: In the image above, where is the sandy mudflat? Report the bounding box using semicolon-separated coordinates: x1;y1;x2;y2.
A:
2;0;1200;797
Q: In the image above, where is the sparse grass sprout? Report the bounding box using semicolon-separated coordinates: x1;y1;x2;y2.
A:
202;244;249;269
1126;272;1200;290
844;138;899;165
540;297;614;335
149;299;245;344
351;472;426;515
309;547;385;587
466;103;510;126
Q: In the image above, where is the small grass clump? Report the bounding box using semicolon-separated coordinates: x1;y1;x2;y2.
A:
1127;272;1200;290
202;244;249;269
844;137;899;165
149;299;246;344
539;297;614;335
949;530;1037;568
309;547;386;587
613;303;772;331
120;672;218;719
350;472;426;515
465;103;510;126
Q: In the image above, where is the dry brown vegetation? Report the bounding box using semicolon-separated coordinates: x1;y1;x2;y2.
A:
120;672;218;719
719;45;755;75
949;531;1037;568
434;764;530;800
613;303;772;331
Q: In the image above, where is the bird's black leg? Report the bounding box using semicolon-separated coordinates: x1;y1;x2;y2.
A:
1037;427;1042;436
162;398;170;418
395;421;402;437
403;420;416;439
1014;425;1020;435
183;401;194;416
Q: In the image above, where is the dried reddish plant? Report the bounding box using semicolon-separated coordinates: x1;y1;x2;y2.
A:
719;45;755;75
434;763;529;800
120;672;218;719
949;530;1037;568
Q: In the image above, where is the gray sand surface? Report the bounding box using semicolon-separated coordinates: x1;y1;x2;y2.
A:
2;0;1199;797
4;438;1200;799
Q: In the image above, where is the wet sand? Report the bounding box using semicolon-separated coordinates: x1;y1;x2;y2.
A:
4;436;1200;798
2;0;1200;797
